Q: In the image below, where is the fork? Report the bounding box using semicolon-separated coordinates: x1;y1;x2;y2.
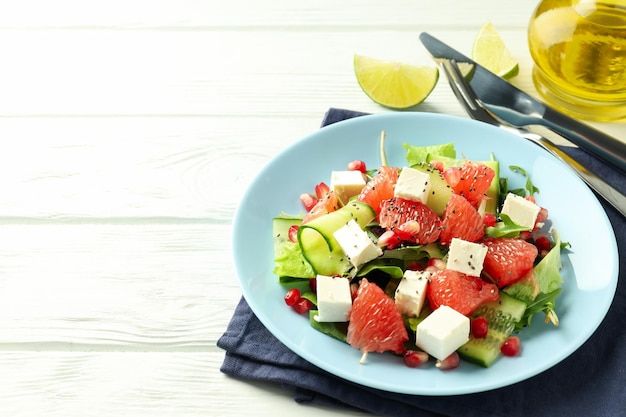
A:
439;58;626;218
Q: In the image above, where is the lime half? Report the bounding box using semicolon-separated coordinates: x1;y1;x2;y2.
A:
354;54;439;109
471;22;519;79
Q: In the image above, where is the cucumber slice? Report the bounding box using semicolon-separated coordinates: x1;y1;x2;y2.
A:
458;292;526;367
483;160;500;215
410;162;452;216
298;201;376;276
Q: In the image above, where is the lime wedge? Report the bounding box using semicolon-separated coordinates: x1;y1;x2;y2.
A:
354;54;439;109
471;22;519;79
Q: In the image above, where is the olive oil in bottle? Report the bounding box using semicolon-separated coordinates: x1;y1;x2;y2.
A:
528;0;626;120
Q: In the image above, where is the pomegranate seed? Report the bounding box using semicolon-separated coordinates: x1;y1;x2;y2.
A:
299;193;318;211
293;297;314;314
471;316;489;338
284;288;301;307
377;230;402;250
519;231;533;241
435;352;460;370
534;235;552;252
425;257;446;272
403;350;429;368
536;207;549;224
314;182;330;199
288;225;299;243
347;160;367;174
483;212;496;227
309;277;317;293
501;336;521;357
405;260;424;271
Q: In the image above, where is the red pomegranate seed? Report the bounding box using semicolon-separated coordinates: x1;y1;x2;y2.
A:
284;288;301;307
435;352;460;370
293;297;314;314
288;225;299;243
483;212;496;227
425;257;446;272
403;350;429;368
501;336;521;357
536;207;549;224
347;160;367;174
534;235;551;252
471;316;489;338
299;193;318;211
309;277;317;293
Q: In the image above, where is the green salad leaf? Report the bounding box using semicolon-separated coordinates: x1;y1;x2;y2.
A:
273;240;315;279
509;165;540;196
516;229;567;330
403;142;456;166
486;214;529;238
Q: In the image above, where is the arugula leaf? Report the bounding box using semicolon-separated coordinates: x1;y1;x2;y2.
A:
509;165;540;196
486;213;530;238
403;142;456;166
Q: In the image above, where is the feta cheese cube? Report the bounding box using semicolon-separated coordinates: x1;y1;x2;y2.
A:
330;170;366;204
501;192;541;229
394;167;432;203
395;270;431;317
415;305;470;360
315;275;352;322
446;238;488;277
333;219;382;268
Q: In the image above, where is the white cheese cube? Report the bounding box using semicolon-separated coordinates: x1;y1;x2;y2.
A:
446;238;488;277
501;193;541;229
330;170;366;204
333;219;382;268
314;275;352;322
395;270;430;317
394;167;432;203
415;305;470;360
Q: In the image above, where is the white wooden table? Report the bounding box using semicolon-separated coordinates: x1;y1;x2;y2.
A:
0;1;623;416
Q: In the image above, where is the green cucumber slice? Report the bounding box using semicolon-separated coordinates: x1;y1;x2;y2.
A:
410;162;452;216
458;291;526;367
298;201;376;276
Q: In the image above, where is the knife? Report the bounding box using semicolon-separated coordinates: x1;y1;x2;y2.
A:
419;32;626;174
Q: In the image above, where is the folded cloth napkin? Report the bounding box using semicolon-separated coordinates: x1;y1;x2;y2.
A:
218;108;626;417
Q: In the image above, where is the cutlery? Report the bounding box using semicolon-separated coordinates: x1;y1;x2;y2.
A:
419;32;626;174
439;58;626;218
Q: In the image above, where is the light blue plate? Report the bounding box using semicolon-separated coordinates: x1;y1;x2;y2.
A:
231;112;618;395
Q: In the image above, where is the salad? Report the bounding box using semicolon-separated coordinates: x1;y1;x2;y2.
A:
272;136;568;370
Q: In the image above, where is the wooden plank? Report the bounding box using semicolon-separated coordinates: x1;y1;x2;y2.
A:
0;222;240;348
0;28;531;117
0;351;366;416
0;0;536;29
0;116;323;219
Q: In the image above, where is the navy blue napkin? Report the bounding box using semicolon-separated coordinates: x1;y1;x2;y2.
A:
218;108;626;417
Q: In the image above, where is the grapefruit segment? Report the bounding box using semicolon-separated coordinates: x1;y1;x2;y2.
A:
347;278;408;362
